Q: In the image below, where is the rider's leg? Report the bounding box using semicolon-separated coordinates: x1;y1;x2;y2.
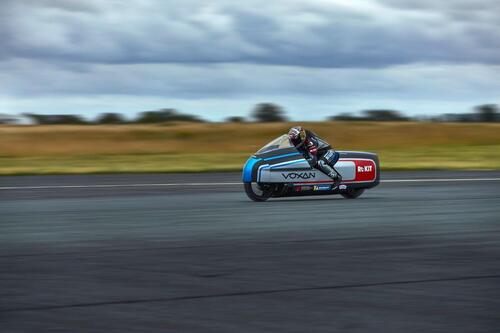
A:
318;159;339;180
317;150;342;188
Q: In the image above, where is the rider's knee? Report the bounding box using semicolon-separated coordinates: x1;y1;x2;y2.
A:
318;159;327;168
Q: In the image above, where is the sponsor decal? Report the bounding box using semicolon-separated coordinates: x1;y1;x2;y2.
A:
294;185;313;192
336;158;378;183
314;185;331;191
354;160;376;182
357;165;373;172
338;159;376;182
282;172;316;180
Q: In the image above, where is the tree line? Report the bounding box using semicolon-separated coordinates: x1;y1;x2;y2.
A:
1;103;498;125
329;104;500;123
22;108;204;125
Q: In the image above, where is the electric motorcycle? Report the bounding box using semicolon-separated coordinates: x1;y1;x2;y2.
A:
242;135;380;201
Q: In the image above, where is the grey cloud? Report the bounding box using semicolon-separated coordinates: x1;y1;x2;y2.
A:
1;0;499;68
378;0;500;15
2;58;498;101
32;0;100;13
1;0;499;118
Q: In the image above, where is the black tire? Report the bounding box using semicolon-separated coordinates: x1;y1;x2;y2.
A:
341;188;365;199
244;182;276;202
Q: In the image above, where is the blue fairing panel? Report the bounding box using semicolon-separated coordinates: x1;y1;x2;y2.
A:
262;152;301;161
242;156;261;182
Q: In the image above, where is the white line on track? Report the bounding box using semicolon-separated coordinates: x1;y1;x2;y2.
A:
0;178;499;190
0;183;242;190
383;178;500;183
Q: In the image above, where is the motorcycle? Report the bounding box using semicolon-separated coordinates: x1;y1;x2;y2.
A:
242;134;380;201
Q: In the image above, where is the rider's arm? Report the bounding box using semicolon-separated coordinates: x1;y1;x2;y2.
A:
306;155;317;167
305;138;319;166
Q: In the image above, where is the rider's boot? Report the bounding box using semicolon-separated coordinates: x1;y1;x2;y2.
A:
328;170;342;189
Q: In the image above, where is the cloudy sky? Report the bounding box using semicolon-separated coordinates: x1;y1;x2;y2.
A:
1;0;499;120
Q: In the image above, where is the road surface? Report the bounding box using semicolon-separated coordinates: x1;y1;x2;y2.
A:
1;171;500;332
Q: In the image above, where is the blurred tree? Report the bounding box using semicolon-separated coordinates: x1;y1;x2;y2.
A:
436;113;474;122
136;111;164;123
474;104;499;122
96;113;125;124
361;110;409;121
226;116;245;123
252;103;287;122
24;113;87;125
135;109;204;123
328;113;360;121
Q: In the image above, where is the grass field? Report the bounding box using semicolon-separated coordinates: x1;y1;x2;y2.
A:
1;122;499;175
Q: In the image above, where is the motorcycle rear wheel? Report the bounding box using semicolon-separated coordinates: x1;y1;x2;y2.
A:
244;182;276;202
340;188;365;199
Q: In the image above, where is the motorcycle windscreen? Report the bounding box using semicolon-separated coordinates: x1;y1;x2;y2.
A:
256;135;293;154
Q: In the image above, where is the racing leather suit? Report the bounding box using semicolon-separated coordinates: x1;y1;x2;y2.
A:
293;130;340;181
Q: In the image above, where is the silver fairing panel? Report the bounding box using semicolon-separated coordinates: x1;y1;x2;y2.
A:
258;159;356;183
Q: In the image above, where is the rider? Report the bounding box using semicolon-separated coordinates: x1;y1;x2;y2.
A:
288;126;342;187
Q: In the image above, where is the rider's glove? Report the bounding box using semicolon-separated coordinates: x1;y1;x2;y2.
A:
306;155;317;167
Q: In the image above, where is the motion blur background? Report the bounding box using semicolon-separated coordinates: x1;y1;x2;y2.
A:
1;1;500;332
1;0;499;175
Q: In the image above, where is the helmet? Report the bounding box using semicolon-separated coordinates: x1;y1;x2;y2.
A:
288;126;306;146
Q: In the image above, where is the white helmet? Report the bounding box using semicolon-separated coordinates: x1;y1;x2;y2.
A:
288;126;306;145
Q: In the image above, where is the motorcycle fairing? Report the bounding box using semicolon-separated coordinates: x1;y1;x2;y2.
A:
243;147;379;187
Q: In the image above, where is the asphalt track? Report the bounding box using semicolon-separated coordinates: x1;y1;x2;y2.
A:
1;171;500;332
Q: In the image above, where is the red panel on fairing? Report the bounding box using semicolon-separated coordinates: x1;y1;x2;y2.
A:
340;159;377;182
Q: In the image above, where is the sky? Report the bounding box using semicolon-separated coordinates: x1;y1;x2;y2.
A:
1;0;499;121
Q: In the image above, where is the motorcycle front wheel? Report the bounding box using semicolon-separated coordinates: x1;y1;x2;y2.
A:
244;182;276;202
